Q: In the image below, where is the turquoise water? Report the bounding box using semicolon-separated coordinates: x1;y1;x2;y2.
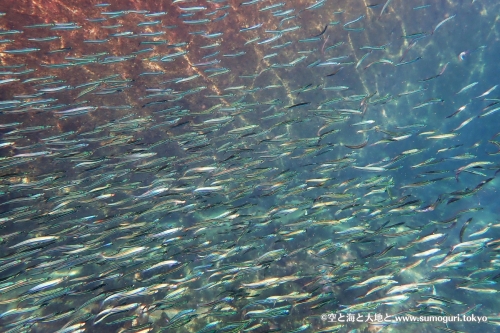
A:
0;0;499;332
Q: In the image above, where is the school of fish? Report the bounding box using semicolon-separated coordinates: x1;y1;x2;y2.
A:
0;0;500;332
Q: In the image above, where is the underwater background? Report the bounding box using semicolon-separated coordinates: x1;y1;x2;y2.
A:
1;0;500;332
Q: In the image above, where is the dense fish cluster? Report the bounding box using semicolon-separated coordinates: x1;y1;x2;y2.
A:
1;0;500;332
